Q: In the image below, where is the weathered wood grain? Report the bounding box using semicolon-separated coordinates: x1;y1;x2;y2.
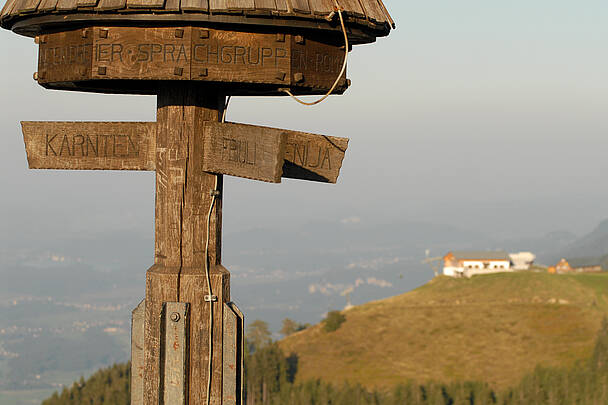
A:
337;0;363;17
160;302;189;405
208;0;227;11
202;121;286;183
18;0;42;14
357;0;383;23
226;0;254;10
21;121;156;170
282;129;348;183
309;0;332;15
291;35;347;90
55;0;78;12
37;29;92;84
126;0;164;9
131;300;145;405
95;0;125;11
191;28;291;86
289;0;309;13
253;0;275;10
180;265;229;405
92;27;191;81
223;302;244;405
180;0;208;11
76;0;97;7
36;0;58;11
144;265;180;405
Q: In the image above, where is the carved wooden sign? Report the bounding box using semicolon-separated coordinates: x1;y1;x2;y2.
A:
37;27;347;94
21;121;156;171
21;121;349;183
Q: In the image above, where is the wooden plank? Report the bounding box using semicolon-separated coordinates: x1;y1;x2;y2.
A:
18;0;42;14
202;121;286;184
126;0;164;10
309;0;332;15
8;0;28;15
37;0;58;12
289;0;309;13
37;29;93;84
376;0;394;27
274;0;287;11
208;0;227;11
191;28;291;86
91;27;191;81
160;302;189;405
95;0;125;10
55;0;78;12
253;0;275;10
226;0;254;10
144;265;180;405
1;0;20;16
180;265;230;405
76;0;98;7
337;0;363;17
180;0;208;11
223;302;244;405
282;129;348;183
21;121;156;171
130;300;145;405
291;35;347;90
357;0;384;23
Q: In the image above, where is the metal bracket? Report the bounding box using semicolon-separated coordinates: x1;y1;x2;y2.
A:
204;294;218;302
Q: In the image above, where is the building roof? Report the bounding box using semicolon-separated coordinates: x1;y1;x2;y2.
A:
450;251;511;261
0;0;394;43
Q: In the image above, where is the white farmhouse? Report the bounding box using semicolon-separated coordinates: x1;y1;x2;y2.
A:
443;251;511;278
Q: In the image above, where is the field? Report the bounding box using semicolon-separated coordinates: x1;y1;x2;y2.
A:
281;272;608;389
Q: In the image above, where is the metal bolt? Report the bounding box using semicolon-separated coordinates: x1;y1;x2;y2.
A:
295;35;305;45
200;29;209;39
33;72;38;81
294;72;304;83
175;28;184;38
276;33;285;43
170;312;180;322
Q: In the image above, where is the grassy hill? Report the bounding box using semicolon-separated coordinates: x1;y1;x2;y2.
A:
280;272;608;389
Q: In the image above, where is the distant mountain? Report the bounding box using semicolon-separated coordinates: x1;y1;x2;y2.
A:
553;219;608;261
281;272;608;389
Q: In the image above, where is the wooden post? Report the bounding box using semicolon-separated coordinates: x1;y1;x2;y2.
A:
145;84;229;405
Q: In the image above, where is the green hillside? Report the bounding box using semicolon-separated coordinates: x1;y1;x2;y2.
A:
280;272;608;389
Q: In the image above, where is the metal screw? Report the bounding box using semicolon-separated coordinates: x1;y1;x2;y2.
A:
170;312;180;322
33;72;39;81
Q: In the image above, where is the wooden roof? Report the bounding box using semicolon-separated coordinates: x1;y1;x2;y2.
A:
0;0;394;43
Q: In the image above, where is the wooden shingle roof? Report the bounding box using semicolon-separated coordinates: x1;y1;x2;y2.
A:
0;0;394;43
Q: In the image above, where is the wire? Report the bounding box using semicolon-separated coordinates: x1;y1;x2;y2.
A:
204;95;231;405
282;0;349;106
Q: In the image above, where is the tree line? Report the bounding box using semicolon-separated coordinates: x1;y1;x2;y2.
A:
42;317;608;405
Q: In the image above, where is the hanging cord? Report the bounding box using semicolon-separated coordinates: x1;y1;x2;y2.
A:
282;0;349;106
204;95;231;405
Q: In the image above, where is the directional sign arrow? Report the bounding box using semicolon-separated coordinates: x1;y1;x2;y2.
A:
21;121;349;183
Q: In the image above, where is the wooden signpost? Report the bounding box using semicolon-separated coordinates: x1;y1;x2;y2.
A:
2;0;393;403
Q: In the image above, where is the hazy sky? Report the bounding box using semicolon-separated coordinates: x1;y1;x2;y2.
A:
1;1;607;246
